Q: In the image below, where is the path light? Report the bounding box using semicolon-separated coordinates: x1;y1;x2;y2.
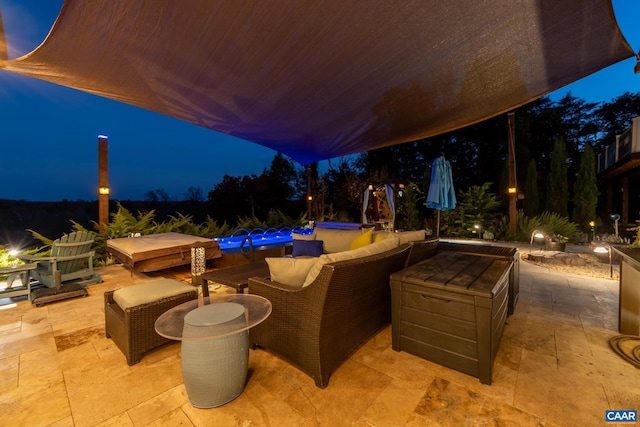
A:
474;224;482;239
593;244;613;278
191;245;207;296
529;230;545;253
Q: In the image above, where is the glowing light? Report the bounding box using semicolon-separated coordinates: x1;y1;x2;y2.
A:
98;187;110;195
508;187;517;194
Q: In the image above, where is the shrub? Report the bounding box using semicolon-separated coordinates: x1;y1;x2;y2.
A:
494;210;579;242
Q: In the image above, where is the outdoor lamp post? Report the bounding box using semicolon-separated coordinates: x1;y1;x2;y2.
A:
593;244;613;278
191;245;207;296
530;230;545;253
474;224;482;239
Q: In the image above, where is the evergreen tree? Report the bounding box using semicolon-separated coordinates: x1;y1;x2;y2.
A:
523;159;539;217
572;145;598;231
396;184;423;231
547;139;569;217
454;182;501;235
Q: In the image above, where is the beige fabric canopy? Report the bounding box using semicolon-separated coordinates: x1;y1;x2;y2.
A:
0;1;633;164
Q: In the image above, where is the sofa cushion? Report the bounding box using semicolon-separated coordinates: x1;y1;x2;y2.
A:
265;257;319;288
292;239;324;257
292;231;316;241
302;237;400;287
113;278;195;310
396;230;427;244
373;230;426;244
350;228;373;250
314;228;367;253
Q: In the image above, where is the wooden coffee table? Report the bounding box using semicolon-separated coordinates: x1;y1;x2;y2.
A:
200;261;269;295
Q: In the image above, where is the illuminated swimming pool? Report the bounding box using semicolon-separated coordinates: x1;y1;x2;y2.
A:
215;227;313;254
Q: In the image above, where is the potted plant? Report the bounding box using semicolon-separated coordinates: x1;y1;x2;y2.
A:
545;233;568;252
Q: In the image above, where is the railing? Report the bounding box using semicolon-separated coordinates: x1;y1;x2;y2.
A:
597;116;640;174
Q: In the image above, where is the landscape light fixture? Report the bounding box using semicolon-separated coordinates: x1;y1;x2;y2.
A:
474;224;482;239
529;230;545;253
191;245;207;297
592;244;613;278
508;187;517;194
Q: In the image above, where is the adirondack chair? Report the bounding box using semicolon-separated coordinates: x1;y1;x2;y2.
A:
18;231;102;289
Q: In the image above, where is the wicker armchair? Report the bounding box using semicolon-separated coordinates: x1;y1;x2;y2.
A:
104;285;197;365
248;243;412;388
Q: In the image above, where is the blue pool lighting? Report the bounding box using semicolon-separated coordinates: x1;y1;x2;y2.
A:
215;226;313;254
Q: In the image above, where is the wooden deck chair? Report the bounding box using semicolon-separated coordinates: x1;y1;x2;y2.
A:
18;231;102;289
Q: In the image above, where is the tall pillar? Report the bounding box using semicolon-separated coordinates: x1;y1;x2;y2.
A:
507;112;517;235
98;135;109;234
306;166;313;221
622;176;629;229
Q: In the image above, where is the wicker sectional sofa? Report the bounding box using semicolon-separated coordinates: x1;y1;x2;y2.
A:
248;228;434;388
249;242;413;388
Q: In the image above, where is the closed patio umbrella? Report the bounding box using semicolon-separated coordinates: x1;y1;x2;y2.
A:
426;156;457;237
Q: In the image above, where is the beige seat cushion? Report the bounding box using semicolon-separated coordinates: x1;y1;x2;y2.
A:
265;257;319;288
292;232;316;241
113;278;196;310
314;228;368;253
303;237;400;287
374;230;426;244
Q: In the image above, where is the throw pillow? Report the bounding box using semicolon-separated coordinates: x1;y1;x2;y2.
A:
314;228;366;253
374;233;387;242
265;257;319;288
350;228;373;250
292;239;324;257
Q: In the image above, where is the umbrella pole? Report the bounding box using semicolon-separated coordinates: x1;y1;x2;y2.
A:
436;210;440;237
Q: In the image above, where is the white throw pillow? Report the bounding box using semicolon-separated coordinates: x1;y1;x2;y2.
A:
265;257;319;288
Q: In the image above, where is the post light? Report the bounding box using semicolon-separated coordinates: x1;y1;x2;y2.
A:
589;221;596;241
593;244;613;278
530;230;545;253
98;135;109;234
474;224;482;239
191;245;207;296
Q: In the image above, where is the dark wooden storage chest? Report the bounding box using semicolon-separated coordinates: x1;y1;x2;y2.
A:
390;251;511;384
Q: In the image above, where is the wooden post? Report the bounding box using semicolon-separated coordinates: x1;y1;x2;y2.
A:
98;135;109;234
508;112;517;235
306;166;312;221
622;176;629;230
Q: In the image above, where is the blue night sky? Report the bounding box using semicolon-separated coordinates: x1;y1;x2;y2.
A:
0;0;639;202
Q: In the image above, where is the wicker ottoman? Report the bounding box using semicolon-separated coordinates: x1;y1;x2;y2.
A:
105;278;198;365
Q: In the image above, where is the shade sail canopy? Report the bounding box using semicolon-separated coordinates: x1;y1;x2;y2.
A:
0;1;633;165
